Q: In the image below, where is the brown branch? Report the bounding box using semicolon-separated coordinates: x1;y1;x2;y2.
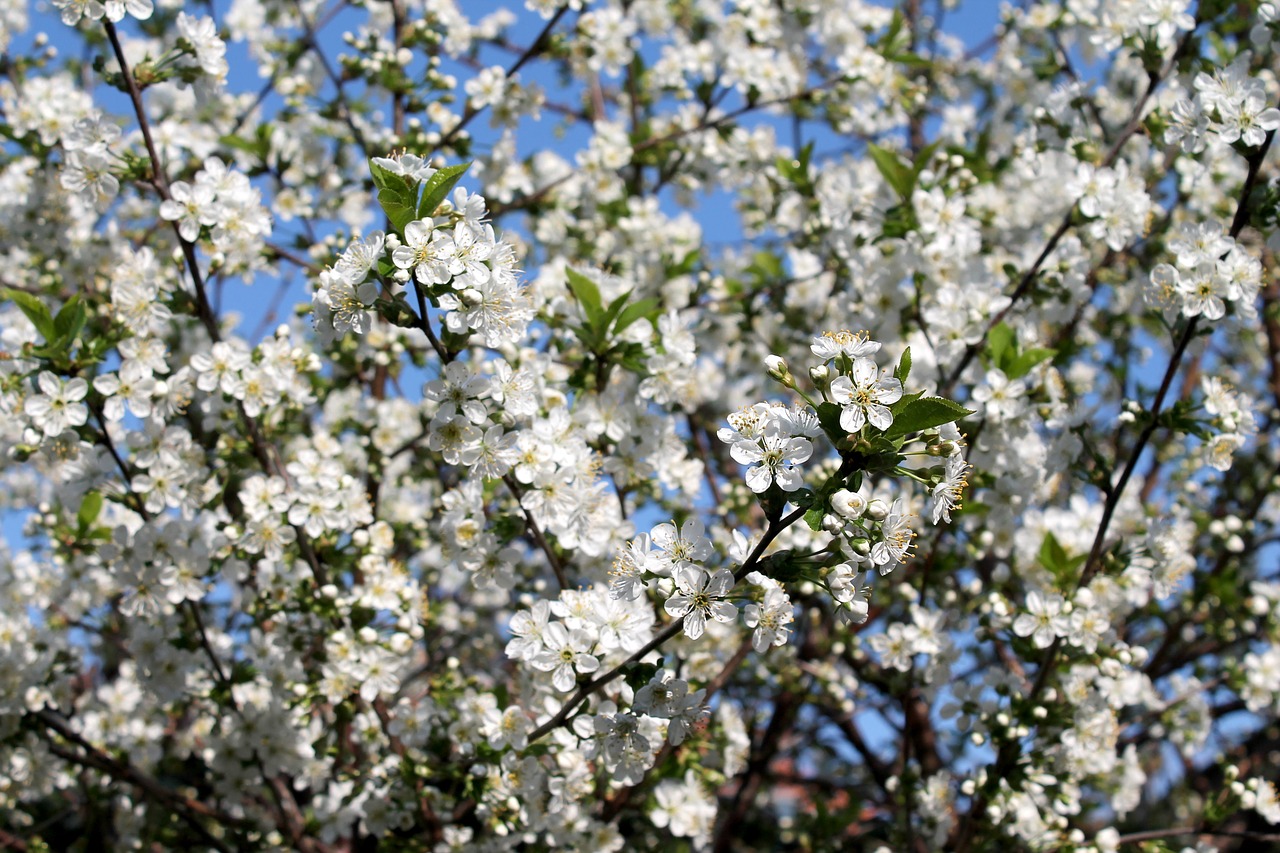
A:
29;710;246;851
1117;827;1280;845
940;29;1197;394
103;21;219;341
432;6;571;155
503;474;569;590
951;121;1277;853
523;506;808;747
599;634;755;822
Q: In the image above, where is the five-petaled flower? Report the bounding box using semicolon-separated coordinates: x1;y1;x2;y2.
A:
665;567;737;640
829;359;903;433
25;371;89;436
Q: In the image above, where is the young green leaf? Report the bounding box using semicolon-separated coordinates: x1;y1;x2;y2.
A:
815;401;845;439
894;346;912;385
77;491;103;533
612;297;660;334
54;295;87;345
370;158;421;234
1007;347;1056;379
868;143;915;200
369;158;415;194
600;291;632;333
377;188;418;235
985;322;1016;372
889;389;924;416
566;269;605;327
3;288;55;341
882;397;972;439
417;162;471;219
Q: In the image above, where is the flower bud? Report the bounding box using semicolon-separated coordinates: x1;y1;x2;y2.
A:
765;354;790;383
865;500;888;521
847;538;871;557
830;488;868;520
927;440;958;457
808;364;830;384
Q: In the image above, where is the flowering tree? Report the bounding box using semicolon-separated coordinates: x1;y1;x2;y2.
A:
3;0;1280;850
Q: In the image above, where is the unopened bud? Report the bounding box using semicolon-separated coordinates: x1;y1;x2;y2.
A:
809;364;830;384
866;500;888;522
765;354;790;382
848;538;872;557
927;440;958;457
831;488;868;520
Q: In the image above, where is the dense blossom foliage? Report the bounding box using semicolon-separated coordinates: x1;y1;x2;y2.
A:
1;0;1280;851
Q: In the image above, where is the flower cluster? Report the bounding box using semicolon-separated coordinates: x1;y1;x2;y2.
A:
3;2;1280;851
158;157;271;277
1166;55;1280;152
313;155;533;348
1147;221;1263;321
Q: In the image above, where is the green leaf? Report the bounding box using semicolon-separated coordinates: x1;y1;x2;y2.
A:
53;295;86;345
1007;347;1055;380
746;250;783;281
613;297;660;334
369;158;421;235
566;268;605;327
880;9;906;54
219;130;269;162
889;390;923;416
1038;532;1086;583
882;397;972;439
417;162;471;219
600;291;632;333
894;346;912;385
868;143;915;200
77;491;103;533
3;288;55;341
816;401;845;438
986;322;1016;372
369;158;414;194
1039;532;1069;576
377;187;418;235
804;506;826;532
1161;400;1212;440
774;141;815;191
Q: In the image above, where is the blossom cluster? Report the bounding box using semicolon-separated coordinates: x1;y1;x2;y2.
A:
1166;55;1280;153
1;1;1280;851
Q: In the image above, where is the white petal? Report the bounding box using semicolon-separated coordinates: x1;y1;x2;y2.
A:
867;404;893;430
706;569;735;596
840;405;866;433
665;595;693;618
828;375;854;404
710;601;738;623
774;467;803;492
552;664;576;692
745;465;773;493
